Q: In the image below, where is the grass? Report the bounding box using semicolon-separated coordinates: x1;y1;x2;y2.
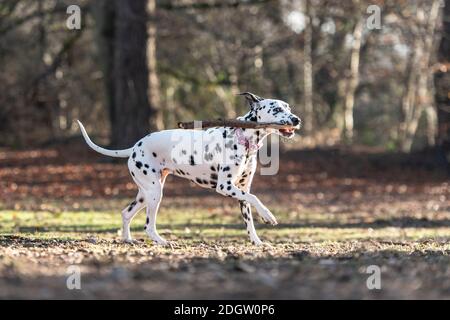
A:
0;207;449;299
2;208;449;243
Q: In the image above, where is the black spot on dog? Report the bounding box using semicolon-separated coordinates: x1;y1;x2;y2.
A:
152;168;156;173
220;184;224;190
143;170;147;175
127;200;137;212
232;192;236;196
131;172;135;177
138;141;142;147
139;198;144;203
152;152;157;157
233;144;238;150
227;186;231;191
196;178;203;184
210;173;218;180
222;131;227;138
227;174;232;178
144;164;149;169
181;150;187;155
222;166;230;172
132;152;136;159
146;217;149;224
190;155;195;166
225;140;234;149
135;161;143;169
210;166;216;171
239;178;245;183
204;153;213;161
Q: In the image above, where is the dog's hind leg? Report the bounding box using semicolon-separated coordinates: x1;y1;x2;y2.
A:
121;189;146;242
142;169;170;245
143;184;166;245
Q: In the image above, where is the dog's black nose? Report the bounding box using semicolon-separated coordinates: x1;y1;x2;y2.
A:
291;117;300;126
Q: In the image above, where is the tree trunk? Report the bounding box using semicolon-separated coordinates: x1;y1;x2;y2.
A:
434;0;450;168
113;0;152;147
399;0;441;152
147;0;163;130
92;0;116;138
425;105;438;146
343;17;363;142
303;0;313;133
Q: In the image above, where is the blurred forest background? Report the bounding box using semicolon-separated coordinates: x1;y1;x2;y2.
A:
0;0;449;161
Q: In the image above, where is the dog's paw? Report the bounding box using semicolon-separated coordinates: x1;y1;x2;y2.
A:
151;237;169;246
258;208;278;225
250;238;264;246
122;238;135;244
166;241;180;249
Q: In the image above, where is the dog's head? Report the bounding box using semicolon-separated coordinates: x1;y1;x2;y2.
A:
238;92;301;138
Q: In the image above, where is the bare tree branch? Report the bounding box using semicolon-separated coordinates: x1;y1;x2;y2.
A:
159;0;273;11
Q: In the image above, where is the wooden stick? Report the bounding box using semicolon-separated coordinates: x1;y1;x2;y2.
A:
177;119;300;130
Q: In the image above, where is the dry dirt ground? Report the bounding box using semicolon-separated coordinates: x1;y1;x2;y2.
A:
0;144;449;299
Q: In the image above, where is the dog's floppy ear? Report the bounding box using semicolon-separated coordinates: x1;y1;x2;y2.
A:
237;92;263;106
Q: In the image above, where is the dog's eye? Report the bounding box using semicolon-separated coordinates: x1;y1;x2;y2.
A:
273;107;282;113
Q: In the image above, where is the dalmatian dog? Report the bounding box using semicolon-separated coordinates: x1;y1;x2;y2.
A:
77;92;301;246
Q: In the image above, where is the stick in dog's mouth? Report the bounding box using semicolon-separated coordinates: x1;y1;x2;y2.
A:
278;123;300;137
278;127;296;137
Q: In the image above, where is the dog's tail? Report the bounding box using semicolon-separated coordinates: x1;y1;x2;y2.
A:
77;120;132;158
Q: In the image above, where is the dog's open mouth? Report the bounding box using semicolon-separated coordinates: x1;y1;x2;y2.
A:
278;127;297;138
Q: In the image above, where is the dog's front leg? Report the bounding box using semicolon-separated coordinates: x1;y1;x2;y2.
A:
236;157;263;244
216;171;278;226
239;200;263;245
